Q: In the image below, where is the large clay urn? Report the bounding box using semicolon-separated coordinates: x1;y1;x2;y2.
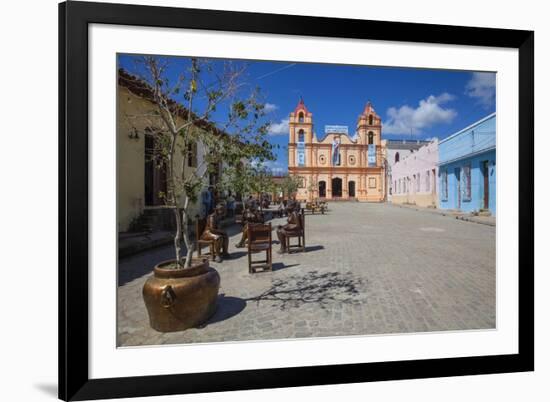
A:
143;258;220;332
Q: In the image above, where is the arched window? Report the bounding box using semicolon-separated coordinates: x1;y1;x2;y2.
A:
395;152;400;163
298;112;304;123
298;129;305;143
368;114;373;125
368;132;374;145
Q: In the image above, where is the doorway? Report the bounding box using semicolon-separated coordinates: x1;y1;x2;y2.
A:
482;161;489;209
348;180;356;198
454;167;461;209
144;135;167;206
332;177;342;197
318;181;326;198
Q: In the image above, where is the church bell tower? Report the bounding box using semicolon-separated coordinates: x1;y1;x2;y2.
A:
289;98;313;167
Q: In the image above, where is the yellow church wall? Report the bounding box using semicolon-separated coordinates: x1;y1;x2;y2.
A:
288;100;387;203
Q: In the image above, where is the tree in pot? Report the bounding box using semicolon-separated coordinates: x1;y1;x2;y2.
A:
123;56;274;332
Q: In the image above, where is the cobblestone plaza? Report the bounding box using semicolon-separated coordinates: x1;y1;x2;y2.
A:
117;203;495;347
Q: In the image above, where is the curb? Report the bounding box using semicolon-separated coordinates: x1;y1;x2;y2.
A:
389;203;496;227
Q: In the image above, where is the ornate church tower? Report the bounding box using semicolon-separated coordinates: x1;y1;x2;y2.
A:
357;101;383;168
289;98;313;168
357;101;382;146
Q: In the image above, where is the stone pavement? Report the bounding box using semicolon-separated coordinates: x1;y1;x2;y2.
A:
117;202;496;347
390;203;496;226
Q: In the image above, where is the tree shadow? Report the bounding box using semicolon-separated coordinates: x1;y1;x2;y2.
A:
201;294;247;326
245;270;366;310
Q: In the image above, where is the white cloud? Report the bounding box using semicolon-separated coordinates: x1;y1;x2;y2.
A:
465;72;496;107
267;160;286;174
264;103;278;113
251;159;286;174
268;118;289;136
383;93;457;135
268;162;286;174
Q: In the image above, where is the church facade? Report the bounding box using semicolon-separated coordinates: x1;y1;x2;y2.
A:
288;99;386;202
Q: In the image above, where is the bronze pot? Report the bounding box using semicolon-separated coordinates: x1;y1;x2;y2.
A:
142;258;220;332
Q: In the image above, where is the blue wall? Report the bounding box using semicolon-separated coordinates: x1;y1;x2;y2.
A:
439;114;496;215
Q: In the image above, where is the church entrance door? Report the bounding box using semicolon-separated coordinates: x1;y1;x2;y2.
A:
318;181;326;198
332;177;342;198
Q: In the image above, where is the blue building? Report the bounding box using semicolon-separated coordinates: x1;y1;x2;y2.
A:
438;113;496;215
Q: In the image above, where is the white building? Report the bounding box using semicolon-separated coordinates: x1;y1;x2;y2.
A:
385;139;431;201
391;139;439;208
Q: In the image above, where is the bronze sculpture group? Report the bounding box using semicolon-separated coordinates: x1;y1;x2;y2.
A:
197;197;306;263
235;201;264;248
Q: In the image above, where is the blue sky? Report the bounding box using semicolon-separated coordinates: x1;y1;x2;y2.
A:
119;55;496;174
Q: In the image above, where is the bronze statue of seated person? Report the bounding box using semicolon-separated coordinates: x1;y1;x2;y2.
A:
235;205;264;248
276;202;303;254
200;204;230;262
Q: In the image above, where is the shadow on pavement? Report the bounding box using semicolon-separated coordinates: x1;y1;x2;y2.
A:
272;262;300;272
246;270;365;310
203;294;247;326
305;245;324;252
226;251;247;260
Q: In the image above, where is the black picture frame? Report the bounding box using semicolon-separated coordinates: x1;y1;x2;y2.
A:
59;1;534;400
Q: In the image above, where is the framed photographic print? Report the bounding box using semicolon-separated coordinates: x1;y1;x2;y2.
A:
59;1;534;400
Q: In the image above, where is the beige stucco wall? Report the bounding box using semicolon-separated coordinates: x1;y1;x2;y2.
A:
392;193;438;208
117;86;204;232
